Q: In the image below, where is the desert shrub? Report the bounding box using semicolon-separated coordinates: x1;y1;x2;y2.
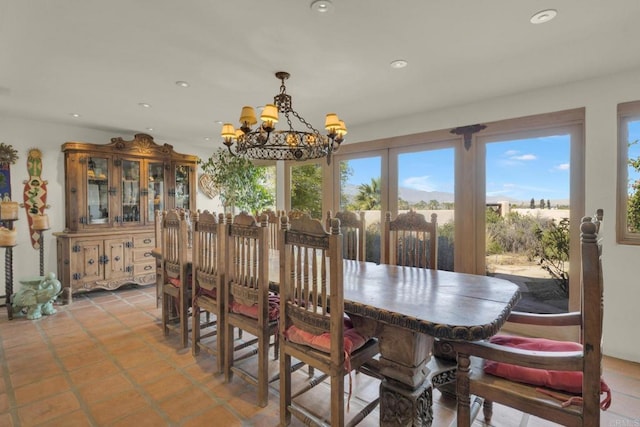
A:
534;217;570;295
487;211;549;259
437;222;454;271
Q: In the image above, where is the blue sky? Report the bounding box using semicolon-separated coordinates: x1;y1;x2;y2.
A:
344;134;572;202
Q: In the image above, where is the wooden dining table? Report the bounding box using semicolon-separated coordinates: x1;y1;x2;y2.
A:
153;247;520;426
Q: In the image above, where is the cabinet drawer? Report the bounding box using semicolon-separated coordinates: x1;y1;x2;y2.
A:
132;248;155;262
134;261;156;275
134;235;155;248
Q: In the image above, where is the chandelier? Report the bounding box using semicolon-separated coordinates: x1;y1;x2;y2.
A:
220;71;346;164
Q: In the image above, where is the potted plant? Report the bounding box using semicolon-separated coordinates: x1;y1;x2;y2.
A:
198;148;274;215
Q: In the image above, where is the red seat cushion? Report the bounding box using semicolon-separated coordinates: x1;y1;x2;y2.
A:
167;273;192;288
284;316;367;355
229;293;280;321
484;335;611;409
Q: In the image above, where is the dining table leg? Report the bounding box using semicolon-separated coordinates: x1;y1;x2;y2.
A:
352;316;435;426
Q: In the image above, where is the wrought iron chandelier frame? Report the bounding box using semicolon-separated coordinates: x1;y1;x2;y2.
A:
222;72;345;164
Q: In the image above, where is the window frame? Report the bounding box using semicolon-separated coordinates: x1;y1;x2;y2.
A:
617;101;640;245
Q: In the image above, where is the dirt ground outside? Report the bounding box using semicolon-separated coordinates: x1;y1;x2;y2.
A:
487;253;569;314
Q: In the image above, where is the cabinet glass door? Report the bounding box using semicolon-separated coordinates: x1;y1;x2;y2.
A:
174;164;190;210
87;156;110;225
121;159;142;224
148;162;165;222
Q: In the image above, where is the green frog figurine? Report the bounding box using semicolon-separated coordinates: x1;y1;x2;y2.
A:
12;272;62;320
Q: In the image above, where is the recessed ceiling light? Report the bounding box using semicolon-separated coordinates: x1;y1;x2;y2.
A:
390;59;408;69
138;102;151;108
214;121;223;125
310;0;333;13
70;113;81;118
146;127;154;131
175;81;190;88
530;9;557;24
204;137;211;141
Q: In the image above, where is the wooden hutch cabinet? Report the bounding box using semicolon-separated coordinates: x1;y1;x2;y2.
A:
54;133;197;301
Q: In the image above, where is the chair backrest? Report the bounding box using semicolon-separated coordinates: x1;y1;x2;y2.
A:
154;209;164;248
225;211;269;321
383;210;438;269
191;210;224;298
161;209;189;285
279;214;344;360
326;210;366;262
579;215;604;421
261;209;280;250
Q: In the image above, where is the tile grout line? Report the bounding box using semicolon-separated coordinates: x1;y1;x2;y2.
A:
78;287;248;425
33;303;102;426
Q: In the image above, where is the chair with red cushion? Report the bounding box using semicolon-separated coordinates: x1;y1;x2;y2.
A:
450;213;609;427
326;210;366;262
383;210;438;269
160;209;190;348
279;214;380;426
191;210;225;373
223;211;278;407
261;208;281;251
154;209;164;308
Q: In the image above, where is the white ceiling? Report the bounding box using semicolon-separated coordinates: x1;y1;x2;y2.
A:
1;1;639;150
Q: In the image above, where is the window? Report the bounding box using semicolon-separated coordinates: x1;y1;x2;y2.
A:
326;109;584;317
335;154;384;262
618;101;640;244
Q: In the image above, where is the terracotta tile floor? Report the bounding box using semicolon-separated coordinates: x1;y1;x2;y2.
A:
0;284;638;426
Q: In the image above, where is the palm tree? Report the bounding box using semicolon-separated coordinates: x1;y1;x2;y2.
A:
350;177;381;210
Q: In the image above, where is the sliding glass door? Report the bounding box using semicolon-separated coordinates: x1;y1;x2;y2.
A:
333;152;385;262
392;144;456;271
478;125;583;313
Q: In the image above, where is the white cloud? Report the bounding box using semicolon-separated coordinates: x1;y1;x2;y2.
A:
504;150;519;156
511;154;537;161
403;176;435;192
555;163;570;170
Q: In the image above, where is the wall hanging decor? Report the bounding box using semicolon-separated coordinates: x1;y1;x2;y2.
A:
198;173;218;199
0;142;19;319
21;149;49;250
0;142;18;199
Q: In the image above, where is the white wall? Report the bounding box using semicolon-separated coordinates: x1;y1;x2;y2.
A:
348;67;640;363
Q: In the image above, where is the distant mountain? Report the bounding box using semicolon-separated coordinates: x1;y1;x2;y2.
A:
343;184;566;206
399;187;455;203
399;187;522;204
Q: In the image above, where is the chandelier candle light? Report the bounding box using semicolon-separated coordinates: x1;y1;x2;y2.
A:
221;71;347;164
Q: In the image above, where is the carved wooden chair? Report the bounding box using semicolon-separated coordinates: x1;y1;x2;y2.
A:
223;212;279;407
154;209;164;308
383;210;438;269
279;214;380;426
326;210;366;262
287;209;307;220
449;215;609;427
160;209;190;348
191;210;225;374
261;208;281;251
